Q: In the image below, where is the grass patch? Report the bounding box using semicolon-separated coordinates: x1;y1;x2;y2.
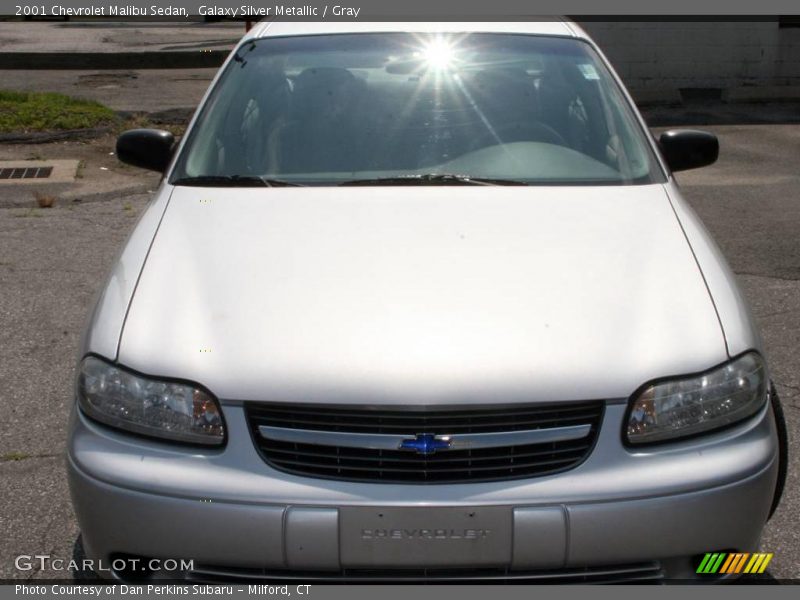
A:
0;90;116;133
12;208;42;218
0;451;59;463
0;451;31;462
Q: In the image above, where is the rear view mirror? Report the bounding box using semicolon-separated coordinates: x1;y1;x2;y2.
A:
658;129;719;172
116;129;175;173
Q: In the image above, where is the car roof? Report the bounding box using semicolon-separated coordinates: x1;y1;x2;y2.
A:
247;20;586;43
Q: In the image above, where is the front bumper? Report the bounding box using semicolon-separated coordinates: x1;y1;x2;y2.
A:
67;401;779;581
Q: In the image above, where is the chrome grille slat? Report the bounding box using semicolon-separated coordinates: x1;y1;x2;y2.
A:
260;441;588;463
251;416;595;432
258;423;591;450
246;401;603;483
256;402;598;419
267;454;580;473
248;405;601;434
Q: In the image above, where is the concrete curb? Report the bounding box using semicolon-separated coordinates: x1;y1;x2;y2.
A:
0;182;155;209
0;50;228;70
62;183;156;205
0;127;112;144
726;85;800;103
630;87;800;107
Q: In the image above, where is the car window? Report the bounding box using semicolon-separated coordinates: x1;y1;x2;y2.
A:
172;33;665;186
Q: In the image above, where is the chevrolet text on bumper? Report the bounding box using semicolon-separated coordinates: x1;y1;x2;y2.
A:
68;21;786;582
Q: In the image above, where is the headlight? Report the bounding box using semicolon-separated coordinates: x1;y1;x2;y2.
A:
77;356;225;446
626;352;767;445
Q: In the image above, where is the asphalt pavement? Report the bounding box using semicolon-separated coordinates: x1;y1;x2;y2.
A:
0;20;233;111
0;20;242;53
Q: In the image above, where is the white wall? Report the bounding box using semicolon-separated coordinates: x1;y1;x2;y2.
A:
578;21;800;101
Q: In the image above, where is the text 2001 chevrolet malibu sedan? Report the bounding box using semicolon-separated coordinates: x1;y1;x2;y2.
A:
68;21;788;582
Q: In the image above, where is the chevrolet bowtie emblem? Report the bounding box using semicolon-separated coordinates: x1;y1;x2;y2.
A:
399;433;452;455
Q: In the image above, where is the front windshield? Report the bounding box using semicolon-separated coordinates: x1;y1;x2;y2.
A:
172;32;664;186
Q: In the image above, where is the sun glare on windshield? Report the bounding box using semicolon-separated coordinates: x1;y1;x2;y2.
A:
419;38;457;70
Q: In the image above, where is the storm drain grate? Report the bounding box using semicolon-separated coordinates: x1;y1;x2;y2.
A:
0;166;53;180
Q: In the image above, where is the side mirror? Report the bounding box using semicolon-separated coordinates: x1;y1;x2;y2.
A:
116;129;175;173
658;129;719;172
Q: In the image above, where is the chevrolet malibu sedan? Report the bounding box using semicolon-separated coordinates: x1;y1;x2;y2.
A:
68;21;787;582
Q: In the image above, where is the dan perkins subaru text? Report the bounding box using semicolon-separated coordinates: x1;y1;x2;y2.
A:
15;585;308;596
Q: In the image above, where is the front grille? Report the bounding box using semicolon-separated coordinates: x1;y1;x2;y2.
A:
245;401;604;483
185;562;663;583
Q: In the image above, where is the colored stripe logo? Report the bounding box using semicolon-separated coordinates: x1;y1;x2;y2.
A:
697;552;773;574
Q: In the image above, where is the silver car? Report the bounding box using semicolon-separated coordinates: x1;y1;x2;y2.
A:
68;21;787;582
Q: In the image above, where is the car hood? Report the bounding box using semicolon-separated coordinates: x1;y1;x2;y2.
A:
117;185;727;404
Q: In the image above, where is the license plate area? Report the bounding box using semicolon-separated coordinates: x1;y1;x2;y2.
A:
339;506;512;567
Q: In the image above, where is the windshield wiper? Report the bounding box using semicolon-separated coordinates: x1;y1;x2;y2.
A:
339;174;527;186
171;175;304;187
